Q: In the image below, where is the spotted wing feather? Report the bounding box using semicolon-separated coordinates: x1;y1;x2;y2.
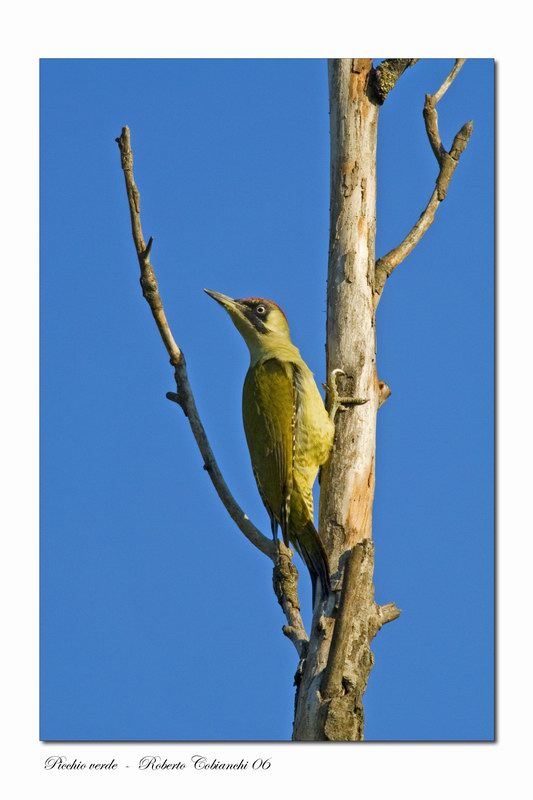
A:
242;358;295;546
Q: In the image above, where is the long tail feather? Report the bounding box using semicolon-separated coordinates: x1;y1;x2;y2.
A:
294;521;331;606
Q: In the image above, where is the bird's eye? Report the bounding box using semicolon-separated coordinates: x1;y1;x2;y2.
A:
256;305;266;315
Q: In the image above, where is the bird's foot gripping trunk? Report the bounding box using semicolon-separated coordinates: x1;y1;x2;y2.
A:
324;368;369;421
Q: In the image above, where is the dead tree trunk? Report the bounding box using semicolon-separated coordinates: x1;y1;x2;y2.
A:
116;57;471;744
292;57;471;741
292;58;388;742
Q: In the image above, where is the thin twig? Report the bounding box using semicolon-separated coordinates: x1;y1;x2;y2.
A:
433;58;466;104
115;126;273;558
374;59;473;304
423;59;467;164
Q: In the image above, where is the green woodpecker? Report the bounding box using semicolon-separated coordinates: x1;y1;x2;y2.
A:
205;290;359;603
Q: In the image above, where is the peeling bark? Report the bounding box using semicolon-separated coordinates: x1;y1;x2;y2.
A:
292;59;395;741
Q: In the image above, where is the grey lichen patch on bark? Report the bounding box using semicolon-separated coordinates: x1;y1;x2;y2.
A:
370;58;419;104
273;542;309;657
323;695;362;741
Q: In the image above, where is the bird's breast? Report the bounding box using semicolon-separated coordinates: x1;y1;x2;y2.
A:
293;366;335;470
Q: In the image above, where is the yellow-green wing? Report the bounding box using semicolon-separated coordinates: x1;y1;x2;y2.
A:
242;358;295;545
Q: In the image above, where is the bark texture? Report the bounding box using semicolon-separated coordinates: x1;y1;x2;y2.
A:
371;58;419;104
292;60;399;741
291;57;470;741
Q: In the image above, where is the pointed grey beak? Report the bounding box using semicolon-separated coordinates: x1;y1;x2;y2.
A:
204;288;232;305
204;288;243;316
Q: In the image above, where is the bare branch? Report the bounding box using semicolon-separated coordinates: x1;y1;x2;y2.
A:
115;126;274;560
371;58;419;104
423;59;467;164
165;377;273;558
115;129;181;366
374;59;473;304
273;543;309;657
433;58;466;104
376;602;401;627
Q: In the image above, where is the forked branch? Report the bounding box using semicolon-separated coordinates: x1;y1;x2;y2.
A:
374;59;473;304
115;126;309;652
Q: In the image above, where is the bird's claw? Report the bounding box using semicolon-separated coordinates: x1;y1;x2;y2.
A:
325;369;368;420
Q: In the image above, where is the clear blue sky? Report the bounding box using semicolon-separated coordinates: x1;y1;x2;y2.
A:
40;59;494;741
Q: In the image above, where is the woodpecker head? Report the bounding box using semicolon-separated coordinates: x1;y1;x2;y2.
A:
204;289;291;354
